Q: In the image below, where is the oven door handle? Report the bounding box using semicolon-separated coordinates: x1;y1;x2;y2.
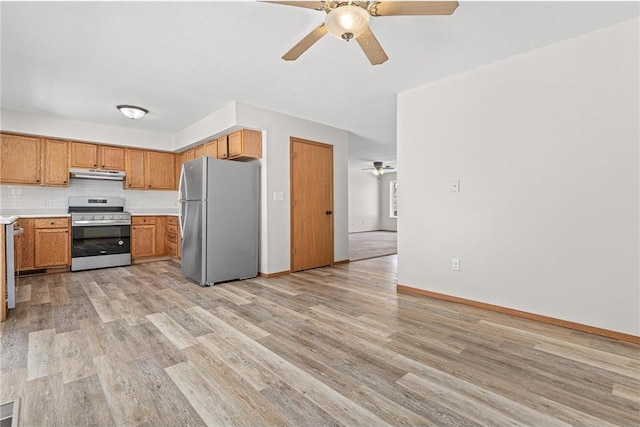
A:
72;220;131;226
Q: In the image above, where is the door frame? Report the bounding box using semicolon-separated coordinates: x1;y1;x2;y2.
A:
290;137;334;272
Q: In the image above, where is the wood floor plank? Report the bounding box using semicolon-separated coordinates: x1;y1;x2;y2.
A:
93;354;150;426
127;357;206;426
397;371;570;426
165;360;238;427
27;328;58;380
15;283;31;303
612;383;640;403
146;312;198;350
55;329;96;384
210;285;253;306
49;286;71;305
64;374;117;427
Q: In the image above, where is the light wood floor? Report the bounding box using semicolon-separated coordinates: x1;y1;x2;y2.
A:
1;256;638;426
349;231;397;261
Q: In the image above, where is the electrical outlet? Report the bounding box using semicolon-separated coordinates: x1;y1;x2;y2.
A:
273;192;285;201
451;258;460;271
43;198;49;206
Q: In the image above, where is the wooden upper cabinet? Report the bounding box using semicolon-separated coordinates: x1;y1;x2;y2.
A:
193;145;205;159
125;148;146;189
145;151;176;190
71;142;125;171
204;140;218;158
99;145;125;170
42;139;69;186
0;134;41;184
70;142;99;168
217;136;228;159
182;149;195;163
221;129;262;160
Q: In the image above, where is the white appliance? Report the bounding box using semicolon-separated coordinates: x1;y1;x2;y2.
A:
4;220;22;310
179;157;259;286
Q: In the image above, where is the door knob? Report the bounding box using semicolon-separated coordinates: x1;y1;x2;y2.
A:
325;210;332;215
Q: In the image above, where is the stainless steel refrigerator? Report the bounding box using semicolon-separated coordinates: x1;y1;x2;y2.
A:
179;157;259;286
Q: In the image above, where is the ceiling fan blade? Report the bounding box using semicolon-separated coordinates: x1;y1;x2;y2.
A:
264;1;324;11
369;1;459;16
282;24;328;61
355;27;388;65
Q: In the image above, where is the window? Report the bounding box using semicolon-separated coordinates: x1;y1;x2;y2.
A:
390;180;398;218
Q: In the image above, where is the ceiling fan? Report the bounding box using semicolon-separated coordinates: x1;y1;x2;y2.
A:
362;161;395;175
267;1;459;65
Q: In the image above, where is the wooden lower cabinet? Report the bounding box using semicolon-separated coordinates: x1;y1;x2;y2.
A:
35;228;70;267
16;217;70;271
131;216;169;260
167;216;181;259
131;225;156;258
16;219;35;272
131;217;156;259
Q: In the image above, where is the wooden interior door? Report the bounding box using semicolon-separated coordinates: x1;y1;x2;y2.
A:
290;138;333;272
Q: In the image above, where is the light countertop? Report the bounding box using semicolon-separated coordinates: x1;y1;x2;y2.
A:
0;215;19;225
130;212;179;216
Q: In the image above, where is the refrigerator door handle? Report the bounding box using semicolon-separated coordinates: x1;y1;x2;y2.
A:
178;164;186;237
179;201;187;238
178;163;187;202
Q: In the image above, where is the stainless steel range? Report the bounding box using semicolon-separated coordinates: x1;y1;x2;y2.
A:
68;197;131;271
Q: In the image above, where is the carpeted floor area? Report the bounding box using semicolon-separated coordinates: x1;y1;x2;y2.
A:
348;231;397;261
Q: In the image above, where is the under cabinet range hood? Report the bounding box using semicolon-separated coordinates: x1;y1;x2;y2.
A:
69;168;126;181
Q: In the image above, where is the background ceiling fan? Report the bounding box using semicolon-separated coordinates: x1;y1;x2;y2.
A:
362;161;395;175
267;1;459;65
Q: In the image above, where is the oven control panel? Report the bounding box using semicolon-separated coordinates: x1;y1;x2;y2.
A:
71;212;131;226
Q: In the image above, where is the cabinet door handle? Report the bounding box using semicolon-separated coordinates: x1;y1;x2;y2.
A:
325;210;332;215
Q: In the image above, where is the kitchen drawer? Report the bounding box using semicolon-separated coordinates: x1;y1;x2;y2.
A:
167;224;178;235
167;241;178;258
132;216;156;225
167;232;178;244
34;217;69;229
167;216;178;226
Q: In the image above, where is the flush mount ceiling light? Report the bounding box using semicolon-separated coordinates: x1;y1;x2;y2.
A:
117;105;148;120
325;4;369;41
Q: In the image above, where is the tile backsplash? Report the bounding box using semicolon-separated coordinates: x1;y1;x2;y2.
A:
0;178;178;215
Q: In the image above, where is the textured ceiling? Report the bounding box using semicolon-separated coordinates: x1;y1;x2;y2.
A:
1;1;638;170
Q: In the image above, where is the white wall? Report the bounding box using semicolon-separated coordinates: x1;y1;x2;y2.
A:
235;103;350;274
397;18;639;336
379;172;398;232
348;170;380;232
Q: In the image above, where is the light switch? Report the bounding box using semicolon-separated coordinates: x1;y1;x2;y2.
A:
273;192;285;201
451;179;460;192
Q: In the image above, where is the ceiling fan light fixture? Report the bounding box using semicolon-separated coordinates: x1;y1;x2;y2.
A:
325;5;370;41
117;105;148;120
